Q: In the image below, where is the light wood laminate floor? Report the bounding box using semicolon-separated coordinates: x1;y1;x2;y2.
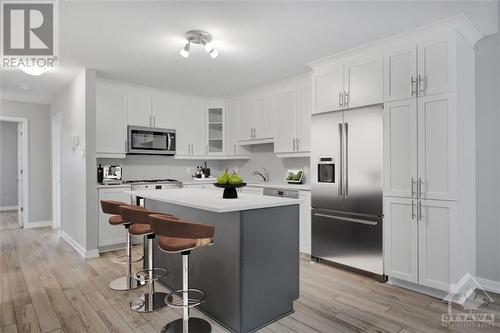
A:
0;211;19;231
0;227;499;333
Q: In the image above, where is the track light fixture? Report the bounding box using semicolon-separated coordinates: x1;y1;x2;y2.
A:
180;30;218;58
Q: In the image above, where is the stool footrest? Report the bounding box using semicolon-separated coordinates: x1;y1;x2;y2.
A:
165;289;207;309
113;254;143;264
133;268;169;283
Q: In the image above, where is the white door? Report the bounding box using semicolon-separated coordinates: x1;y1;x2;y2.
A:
96;91;127;155
17;123;23;227
274;89;296;153
127;93;152;127
383;42;417;102
312;65;344;114
417;93;457;201
383;197;418;283
417;32;456;97
296;85;311;152
418;199;456;291
174;98;190;155
51;114;61;229
343;52;383;108
189;100;207;155
255;96;274;139
152;92;175;129
383;99;418;198
98;188;131;247
238;100;256;141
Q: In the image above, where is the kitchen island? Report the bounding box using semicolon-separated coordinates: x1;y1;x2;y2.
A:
129;188;301;333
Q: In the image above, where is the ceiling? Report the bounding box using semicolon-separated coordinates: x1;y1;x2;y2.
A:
1;1;498;104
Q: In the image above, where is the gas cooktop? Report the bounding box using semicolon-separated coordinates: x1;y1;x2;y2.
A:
123;178;179;184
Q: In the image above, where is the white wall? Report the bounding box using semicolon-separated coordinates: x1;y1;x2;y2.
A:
0;100;51;223
475;31;500;284
97;156;224;182
0;121;18;208
222;144;309;184
50;69;98;256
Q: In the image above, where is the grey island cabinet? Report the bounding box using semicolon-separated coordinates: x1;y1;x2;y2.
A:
129;188;301;333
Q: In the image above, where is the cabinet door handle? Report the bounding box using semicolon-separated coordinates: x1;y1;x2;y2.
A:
234;143;236;155
292;138;296;151
418;200;423;221
345;91;350;108
418;177;423;197
411;177;416;197
338;92;343;108
418;75;425;95
411;76;417;96
296;137;299;151
411;200;416;220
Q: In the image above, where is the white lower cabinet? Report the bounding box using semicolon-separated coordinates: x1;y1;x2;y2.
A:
384;196;456;291
98;187;131;249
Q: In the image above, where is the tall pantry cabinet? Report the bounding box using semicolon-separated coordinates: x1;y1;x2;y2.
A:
382;17;480;296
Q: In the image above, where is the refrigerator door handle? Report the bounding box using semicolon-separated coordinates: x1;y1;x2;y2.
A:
338;123;343;197
344;122;348;197
314;213;378;226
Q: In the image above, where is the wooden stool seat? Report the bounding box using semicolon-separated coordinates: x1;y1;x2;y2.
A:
128;223;152;235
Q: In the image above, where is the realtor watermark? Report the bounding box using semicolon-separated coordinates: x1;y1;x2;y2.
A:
442;273;495;328
1;1;58;72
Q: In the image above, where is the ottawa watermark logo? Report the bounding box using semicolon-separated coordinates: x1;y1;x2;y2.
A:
1;1;58;73
442;273;495;328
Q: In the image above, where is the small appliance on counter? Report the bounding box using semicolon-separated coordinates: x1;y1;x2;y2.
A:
285;169;304;184
101;165;123;185
193;162;211;178
97;164;104;184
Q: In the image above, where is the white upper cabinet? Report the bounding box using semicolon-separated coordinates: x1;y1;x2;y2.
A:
343;53;383;108
174;98;190;156
383;197;418;283
383;32;456;102
274;89;297;153
96;90;127;157
273;82;311;154
418;199;456;290
127;91;152;127
417;93;457;201
383;99;418;198
296;84;311;152
255;96;274;139
311;54;382;114
418;32;456;97
151;92;175;129
190;100;207;155
384;41;417;102
238;100;256;141
312;64;344;114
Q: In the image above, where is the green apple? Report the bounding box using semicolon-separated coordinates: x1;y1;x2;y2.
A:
228;175;242;185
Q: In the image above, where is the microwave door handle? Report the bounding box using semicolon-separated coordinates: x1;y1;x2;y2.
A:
167;133;171;151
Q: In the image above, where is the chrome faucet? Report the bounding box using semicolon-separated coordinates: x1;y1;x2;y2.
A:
252;168;269;182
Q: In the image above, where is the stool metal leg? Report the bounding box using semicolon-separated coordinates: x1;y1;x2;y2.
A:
162;254;211;333
109;232;143;291
130;235;168;313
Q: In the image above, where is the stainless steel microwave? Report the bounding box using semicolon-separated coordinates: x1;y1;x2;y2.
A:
127;126;176;155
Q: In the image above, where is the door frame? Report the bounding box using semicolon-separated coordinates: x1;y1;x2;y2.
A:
51;112;61;229
0;116;29;228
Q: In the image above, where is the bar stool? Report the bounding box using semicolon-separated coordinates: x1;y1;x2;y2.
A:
120;206;177;313
149;214;215;333
100;200;144;291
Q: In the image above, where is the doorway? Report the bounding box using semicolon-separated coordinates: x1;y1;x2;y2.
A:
0;117;29;229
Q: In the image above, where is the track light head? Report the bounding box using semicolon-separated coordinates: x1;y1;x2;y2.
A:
180;42;190;58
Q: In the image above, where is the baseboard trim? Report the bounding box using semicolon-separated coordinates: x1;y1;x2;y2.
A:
59;231;100;259
476;277;500;294
24;220;52;229
0;206;18;211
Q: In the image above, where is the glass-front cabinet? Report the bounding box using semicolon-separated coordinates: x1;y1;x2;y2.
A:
207;107;224;154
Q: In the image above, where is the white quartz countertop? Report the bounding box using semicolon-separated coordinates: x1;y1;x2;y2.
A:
127;188;302;213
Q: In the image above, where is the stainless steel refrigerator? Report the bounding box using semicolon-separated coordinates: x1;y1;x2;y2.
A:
311;105;385;280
